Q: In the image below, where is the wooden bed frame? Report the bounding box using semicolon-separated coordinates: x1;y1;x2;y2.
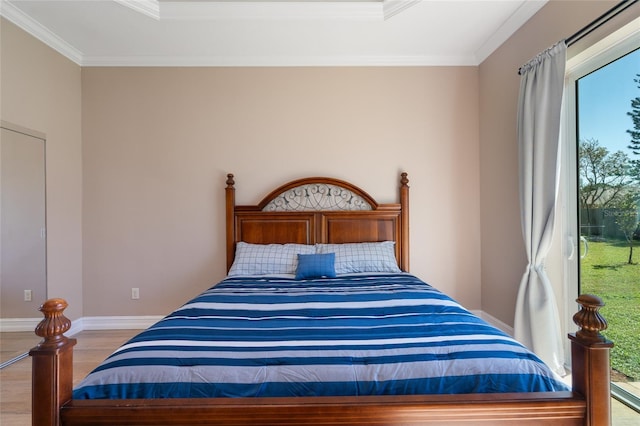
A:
31;172;613;425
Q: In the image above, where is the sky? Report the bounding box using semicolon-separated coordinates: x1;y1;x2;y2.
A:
577;48;639;155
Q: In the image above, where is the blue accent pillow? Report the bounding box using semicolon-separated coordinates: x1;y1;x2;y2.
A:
295;253;336;280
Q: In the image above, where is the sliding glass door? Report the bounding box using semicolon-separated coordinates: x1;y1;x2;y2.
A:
571;43;640;411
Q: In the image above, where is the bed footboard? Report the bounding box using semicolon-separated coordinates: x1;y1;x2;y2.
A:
58;393;586;425
569;294;615;425
30;299;77;426
30;295;613;426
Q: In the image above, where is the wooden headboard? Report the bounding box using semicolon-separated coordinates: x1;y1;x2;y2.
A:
225;173;410;272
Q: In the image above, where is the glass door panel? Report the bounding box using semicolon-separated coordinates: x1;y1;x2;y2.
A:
577;47;640;411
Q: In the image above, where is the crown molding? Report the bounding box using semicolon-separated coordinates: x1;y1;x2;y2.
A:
112;0;418;21
113;0;159;20
0;0;84;65
81;53;478;67
383;0;420;20
0;0;423;67
474;0;548;64
1;0;536;67
161;1;379;21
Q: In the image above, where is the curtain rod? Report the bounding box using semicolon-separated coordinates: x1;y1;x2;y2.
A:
565;0;638;47
518;0;637;75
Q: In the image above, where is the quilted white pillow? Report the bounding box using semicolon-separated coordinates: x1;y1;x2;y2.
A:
228;242;315;276
315;241;401;274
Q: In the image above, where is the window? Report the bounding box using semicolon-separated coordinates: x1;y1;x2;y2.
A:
560;18;639;412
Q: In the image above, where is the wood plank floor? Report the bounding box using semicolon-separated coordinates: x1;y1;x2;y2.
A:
0;332;41;365
0;329;140;426
1;329;638;425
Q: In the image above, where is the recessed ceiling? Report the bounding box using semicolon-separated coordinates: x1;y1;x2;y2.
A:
0;0;548;66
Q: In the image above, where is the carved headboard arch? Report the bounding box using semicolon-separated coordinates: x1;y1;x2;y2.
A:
226;173;409;272
257;177;379;211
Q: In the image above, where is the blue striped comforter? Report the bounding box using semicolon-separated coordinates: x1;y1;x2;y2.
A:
73;274;569;399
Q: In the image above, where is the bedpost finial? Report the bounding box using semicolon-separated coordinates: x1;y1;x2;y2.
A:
226;173;235;188
400;172;409;187
573;294;608;343
34;298;71;349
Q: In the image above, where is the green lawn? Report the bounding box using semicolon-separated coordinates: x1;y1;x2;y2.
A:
580;240;640;381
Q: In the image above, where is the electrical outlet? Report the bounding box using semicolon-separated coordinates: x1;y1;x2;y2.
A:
24;289;32;302
131;287;140;300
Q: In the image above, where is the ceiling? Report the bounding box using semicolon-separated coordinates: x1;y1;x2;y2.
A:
0;0;548;66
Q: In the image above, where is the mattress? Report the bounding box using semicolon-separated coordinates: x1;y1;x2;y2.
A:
73;273;569;399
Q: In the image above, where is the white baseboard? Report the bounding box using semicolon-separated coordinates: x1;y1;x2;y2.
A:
3;312;511;337
0;317;42;332
471;310;514;336
81;315;163;331
0;315;161;334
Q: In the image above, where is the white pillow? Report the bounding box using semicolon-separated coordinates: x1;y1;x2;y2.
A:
228;242;315;276
315;241;401;274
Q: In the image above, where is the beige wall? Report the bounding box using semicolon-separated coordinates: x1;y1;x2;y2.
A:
0;18;83;320
478;0;618;326
82;66;481;315
7;0;616;323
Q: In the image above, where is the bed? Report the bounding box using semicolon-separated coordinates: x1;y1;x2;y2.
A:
31;172;613;425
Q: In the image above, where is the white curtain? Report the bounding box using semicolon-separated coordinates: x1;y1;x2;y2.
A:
514;41;567;377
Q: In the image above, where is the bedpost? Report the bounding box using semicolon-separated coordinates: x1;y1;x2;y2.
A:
399;172;409;272
30;298;77;426
226;173;236;273
569;294;614;426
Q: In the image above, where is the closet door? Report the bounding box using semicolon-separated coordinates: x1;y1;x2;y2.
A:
0;125;46;320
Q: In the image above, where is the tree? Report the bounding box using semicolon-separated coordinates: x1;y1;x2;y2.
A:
579;138;632;211
628;74;640;183
612;192;639;264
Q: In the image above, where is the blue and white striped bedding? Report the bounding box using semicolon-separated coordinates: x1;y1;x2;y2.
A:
73;273;569;399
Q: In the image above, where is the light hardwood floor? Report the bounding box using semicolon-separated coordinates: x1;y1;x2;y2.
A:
0;329;140;426
1;329;639;425
0;332;41;365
